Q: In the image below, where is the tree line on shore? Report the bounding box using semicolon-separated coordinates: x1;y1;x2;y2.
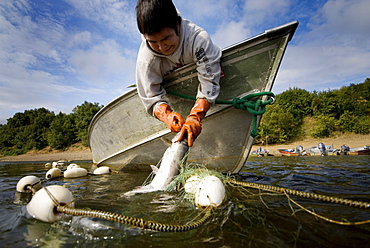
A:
0;78;369;156
255;78;370;145
0;101;102;156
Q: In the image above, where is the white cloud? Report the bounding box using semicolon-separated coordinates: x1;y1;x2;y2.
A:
68;31;92;48
0;2;65;69
275;44;370;93
0;61;61;108
274;0;370;93
65;0;138;37
176;0;292;49
68;39;136;88
0;0;137;124
174;0;231;21
307;0;370;49
0;1;67;119
212;21;251;48
242;0;291;28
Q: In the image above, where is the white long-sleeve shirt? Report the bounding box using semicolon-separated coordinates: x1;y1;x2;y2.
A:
135;17;222;116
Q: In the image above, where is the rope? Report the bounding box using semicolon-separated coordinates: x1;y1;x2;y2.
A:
217;92;275;137
44;187;212;232
228;180;370;225
228;180;370;209
166;90;275;137
56;205;212;232
284;193;370;225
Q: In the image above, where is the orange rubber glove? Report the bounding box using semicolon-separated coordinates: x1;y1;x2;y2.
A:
154;104;184;132
176;99;210;147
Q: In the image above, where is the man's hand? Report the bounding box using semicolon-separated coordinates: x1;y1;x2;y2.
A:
176;99;210;146
154;104;184;132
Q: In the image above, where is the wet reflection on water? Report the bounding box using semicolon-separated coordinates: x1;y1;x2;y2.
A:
0;156;369;247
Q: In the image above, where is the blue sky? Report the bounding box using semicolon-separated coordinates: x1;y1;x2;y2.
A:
1;0;369;124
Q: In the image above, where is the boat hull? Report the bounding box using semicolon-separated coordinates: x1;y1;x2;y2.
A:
306;145;338;156
278;149;301;156
347;146;370;155
88;21;298;173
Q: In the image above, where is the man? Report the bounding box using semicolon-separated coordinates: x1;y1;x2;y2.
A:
135;0;222;147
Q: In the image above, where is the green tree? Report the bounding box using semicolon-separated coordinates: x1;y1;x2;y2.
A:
276;87;314;119
0;124;15;152
256;87;311;144
352;115;370;134
72;101;103;146
7;112;31;127
335;80;370;117
309;114;338;138
257;103;300;144
28;108;55;150
0;108;55;155
312;91;341;118
47;112;77;149
339;111;357;132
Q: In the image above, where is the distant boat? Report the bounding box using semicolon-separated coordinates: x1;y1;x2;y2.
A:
306;144;338;156
347;146;370;155
278;149;300;156
251;147;272;157
336;144;351;155
88;21;298;173
278;146;309;156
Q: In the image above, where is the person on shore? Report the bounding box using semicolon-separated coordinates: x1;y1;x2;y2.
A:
135;0;222;147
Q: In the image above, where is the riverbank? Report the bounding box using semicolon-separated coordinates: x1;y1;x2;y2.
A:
1;134;369;162
0;145;92;162
252;133;370;155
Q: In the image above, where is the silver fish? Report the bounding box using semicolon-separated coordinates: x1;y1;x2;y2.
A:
124;133;189;196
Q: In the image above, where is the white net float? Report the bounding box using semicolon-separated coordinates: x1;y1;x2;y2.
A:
66;163;80;170
93;166;111;175
184;175;201;194
16;176;42;193
45;168;62;179
194;176;226;207
26;185;75;222
64;168;88;178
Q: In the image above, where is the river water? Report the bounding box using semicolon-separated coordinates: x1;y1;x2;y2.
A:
0;156;369;247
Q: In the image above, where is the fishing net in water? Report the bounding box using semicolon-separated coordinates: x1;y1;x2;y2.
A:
165;163;370;226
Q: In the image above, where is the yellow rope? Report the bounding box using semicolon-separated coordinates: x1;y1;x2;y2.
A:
44;186;212;232
56;205;213;232
284;192;370;225
228;179;370;225
228;180;370;208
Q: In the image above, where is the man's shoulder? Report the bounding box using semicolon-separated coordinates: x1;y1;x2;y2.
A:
182;18;205;35
137;42;159;62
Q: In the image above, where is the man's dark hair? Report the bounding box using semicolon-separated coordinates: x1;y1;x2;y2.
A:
136;0;181;35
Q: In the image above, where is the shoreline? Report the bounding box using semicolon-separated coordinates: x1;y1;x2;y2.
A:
1;134;369;162
0;149;92;162
252;133;370;156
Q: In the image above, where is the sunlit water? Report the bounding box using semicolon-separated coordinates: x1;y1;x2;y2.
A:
0;156;369;247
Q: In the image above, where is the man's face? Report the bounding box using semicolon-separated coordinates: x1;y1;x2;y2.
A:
144;27;179;56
